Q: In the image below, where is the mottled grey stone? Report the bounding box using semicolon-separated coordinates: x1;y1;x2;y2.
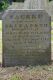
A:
23;0;53;21
23;0;46;9
46;1;53;21
2;10;51;67
0;11;4;20
8;2;24;9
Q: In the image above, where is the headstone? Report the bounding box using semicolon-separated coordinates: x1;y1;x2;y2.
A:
2;10;51;67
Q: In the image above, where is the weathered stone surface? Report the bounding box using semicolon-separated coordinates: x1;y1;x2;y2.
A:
23;0;53;21
1;0;53;21
8;2;24;9
23;0;47;9
24;0;42;9
0;11;4;20
2;10;51;67
46;1;53;21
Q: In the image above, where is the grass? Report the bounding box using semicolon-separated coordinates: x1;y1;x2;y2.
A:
48;78;53;80
10;75;22;80
0;20;2;55
51;22;53;27
0;20;2;32
9;65;53;80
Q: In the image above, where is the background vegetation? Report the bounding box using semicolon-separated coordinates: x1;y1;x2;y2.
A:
13;0;24;2
49;0;53;2
0;0;25;11
0;0;9;11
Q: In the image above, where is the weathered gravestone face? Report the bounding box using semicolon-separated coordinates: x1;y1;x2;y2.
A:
2;10;51;67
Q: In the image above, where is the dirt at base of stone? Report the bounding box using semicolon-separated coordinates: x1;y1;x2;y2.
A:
0;63;53;80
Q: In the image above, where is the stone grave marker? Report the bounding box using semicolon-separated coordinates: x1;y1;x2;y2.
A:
2;10;51;67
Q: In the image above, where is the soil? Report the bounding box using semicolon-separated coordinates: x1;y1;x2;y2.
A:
0;63;53;80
